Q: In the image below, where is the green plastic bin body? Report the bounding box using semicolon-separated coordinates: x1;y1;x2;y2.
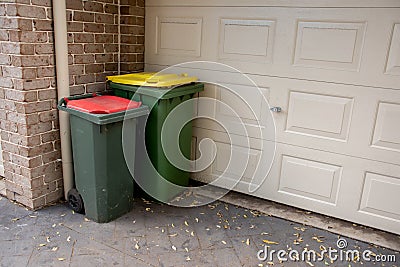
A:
109;82;204;202
58;95;149;223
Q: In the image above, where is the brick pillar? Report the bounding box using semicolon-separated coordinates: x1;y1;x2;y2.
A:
0;0;145;209
0;0;62;208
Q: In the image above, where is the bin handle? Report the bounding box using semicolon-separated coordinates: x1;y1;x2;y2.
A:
58;93;99;108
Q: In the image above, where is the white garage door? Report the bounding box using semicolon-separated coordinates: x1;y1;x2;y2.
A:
144;0;400;234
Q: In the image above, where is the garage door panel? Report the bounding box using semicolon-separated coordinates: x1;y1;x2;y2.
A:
385;23;400;75
359;172;400;221
294;21;365;70
279;155;342;204
156;17;202;57
371;102;400;152
286;91;353;140
219;19;275;63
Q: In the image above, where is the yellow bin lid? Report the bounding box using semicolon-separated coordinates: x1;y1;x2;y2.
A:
106;72;198;88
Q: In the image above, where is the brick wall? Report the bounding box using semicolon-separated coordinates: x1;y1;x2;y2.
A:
0;0;145;209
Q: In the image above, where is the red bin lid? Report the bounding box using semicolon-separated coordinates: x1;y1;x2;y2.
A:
66;95;142;114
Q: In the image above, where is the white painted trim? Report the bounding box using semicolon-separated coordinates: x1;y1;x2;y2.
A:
146;0;400;8
0;139;4;177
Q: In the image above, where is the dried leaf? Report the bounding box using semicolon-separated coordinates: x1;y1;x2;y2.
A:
263;239;279;245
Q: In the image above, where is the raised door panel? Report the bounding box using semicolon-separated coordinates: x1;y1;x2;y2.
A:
286;92;353;140
359;172;400;221
156;17;202;57
371;102;400;152
219;19;275;63
385;23;400;75
294;21;365;70
279;155;342;204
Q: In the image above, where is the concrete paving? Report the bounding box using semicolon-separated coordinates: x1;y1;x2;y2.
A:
0;195;398;267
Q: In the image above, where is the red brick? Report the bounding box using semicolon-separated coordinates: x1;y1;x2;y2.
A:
1;43;20;54
68;44;84;54
66;0;83;10
69;85;85;95
14;78;51;90
41;150;61;164
45;188;63;204
33;19;53;31
67;21;83;32
16;4;46;19
31;0;52;7
84;23;104;33
37;66;55;78
85;63;104;74
95;53;114;63
104;44;118;52
40;130;60;143
73;32;94;43
21;100;52;114
0;30;9;41
68;65;84;75
104;4;118;14
74;11;94;22
94;34;113;43
95;13;114;24
84;44;104;53
38;110;57;122
84;1;104;13
105;24;118;33
74;54;95;64
86;82;106;93
0;17;18;29
5;90;37;102
75;74;95;84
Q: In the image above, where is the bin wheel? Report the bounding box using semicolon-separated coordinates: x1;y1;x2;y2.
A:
67;189;85;214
